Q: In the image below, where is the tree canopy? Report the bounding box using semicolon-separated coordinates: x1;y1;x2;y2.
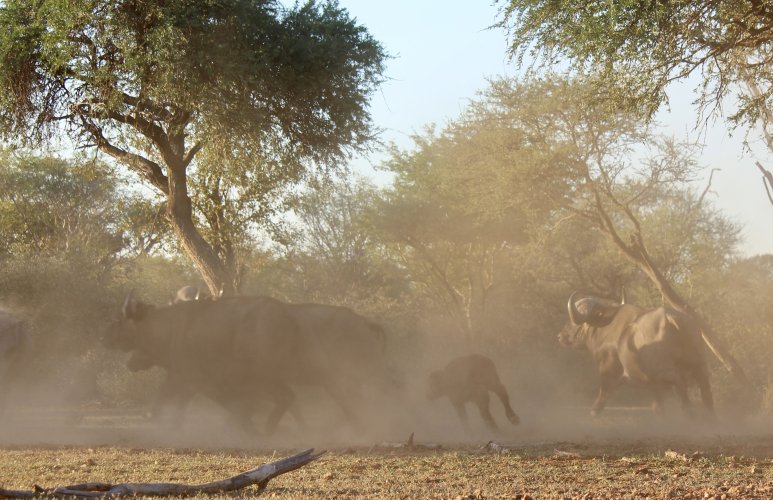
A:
0;0;387;293
496;0;773;125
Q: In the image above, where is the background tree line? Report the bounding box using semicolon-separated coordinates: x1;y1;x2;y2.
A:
0;0;771;413
0;74;771;411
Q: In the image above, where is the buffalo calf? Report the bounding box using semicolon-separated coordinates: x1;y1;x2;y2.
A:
427;354;520;431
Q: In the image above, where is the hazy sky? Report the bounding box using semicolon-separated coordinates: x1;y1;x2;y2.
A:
337;0;773;257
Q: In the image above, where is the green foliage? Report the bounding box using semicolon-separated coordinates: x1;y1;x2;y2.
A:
370;75;745;406
496;0;773;127
254;175;411;318
0;0;387;291
0;0;386;160
0;152;164;261
0;153;187;406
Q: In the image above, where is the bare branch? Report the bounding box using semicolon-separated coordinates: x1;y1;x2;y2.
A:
182;141;203;168
695;167;719;208
757;161;773;206
79;119;169;194
0;449;324;498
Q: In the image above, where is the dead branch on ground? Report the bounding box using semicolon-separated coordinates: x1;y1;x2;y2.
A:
0;448;324;498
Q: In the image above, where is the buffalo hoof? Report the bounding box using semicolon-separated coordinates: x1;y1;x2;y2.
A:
507;413;520;425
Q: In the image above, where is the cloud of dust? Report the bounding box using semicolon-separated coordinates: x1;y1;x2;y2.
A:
1;312;770;454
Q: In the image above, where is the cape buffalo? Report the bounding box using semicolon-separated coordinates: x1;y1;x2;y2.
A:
172;285;199;303
0;309;26;416
107;292;309;433
560;292;714;417
168;288;391;393
107;293;380;432
427;354;520;432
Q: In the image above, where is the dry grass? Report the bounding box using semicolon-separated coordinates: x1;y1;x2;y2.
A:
2;442;773;498
3;408;773;498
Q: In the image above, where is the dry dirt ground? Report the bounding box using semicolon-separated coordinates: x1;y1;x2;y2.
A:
2;407;773;499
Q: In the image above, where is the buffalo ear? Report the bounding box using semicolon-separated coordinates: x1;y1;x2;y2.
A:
122;290;137;319
122;291;151;320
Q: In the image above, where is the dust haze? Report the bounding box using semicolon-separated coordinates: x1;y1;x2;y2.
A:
1;298;771;456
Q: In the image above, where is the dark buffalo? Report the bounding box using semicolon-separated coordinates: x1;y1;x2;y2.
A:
427;354;520;432
0;309;26;416
560;292;714;417
107;293;311;432
168;288;390;393
107;293;376;432
170;288;388;386
289;302;392;397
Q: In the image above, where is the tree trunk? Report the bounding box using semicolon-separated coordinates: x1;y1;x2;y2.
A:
625;236;749;383
166;164;236;296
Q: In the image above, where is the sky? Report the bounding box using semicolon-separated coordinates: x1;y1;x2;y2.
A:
336;0;773;257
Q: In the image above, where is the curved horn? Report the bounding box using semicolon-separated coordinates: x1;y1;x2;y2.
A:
122;290;136;319
567;291;583;325
620;285;627;305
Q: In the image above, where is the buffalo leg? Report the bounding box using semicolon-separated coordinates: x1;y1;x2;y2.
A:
473;391;499;431
264;384;295;433
288;402;307;428
450;399;471;433
591;374;621;416
0;383;7;418
322;380;360;428
696;370;715;415
672;378;694;417
491;383;520;425
650;384;670;415
152;375;195;427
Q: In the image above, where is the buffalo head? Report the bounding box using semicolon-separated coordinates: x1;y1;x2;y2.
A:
558;292;622;348
426;370;444;400
103;291;156;352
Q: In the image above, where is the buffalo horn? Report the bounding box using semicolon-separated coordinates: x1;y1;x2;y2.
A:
194;287;201;301
122;290;136;319
620;285;627;305
567;291;583;325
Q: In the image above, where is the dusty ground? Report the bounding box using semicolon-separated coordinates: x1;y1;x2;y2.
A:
2;406;773;498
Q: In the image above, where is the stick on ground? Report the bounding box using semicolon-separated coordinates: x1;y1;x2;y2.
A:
0;448;324;498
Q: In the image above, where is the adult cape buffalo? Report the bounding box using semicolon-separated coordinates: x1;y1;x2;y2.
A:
560;292;714;417
108;293;340;432
108;293;389;431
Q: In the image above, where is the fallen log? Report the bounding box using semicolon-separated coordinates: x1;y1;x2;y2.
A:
0;448;324;498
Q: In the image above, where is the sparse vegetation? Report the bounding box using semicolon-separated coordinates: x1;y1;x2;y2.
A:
0;1;771;497
3;441;773;498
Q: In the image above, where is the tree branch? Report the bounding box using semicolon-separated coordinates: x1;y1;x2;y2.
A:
0;449;324;498
80;119;169;194
756;161;773;206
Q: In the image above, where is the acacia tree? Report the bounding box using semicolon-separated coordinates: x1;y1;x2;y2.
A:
0;0;386;294
496;0;773;207
461;77;751;395
258;175;409;315
376;122;544;344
